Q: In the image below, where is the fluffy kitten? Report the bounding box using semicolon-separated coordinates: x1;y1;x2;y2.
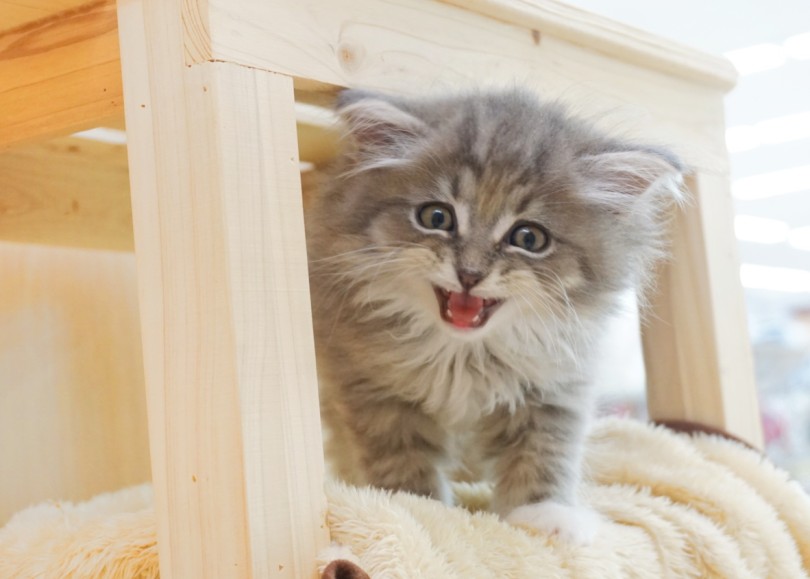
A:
306;88;682;544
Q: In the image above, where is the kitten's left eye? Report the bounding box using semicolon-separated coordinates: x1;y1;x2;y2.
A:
508;224;550;253
416;203;455;232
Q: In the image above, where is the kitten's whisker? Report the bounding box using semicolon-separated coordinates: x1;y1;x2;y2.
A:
308;245;394;264
514;292;563;360
515;276;586;363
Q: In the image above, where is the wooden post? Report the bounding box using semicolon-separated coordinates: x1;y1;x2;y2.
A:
643;170;764;449
117;0;329;576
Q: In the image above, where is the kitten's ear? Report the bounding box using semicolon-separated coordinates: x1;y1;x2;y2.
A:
577;147;685;211
335;90;429;172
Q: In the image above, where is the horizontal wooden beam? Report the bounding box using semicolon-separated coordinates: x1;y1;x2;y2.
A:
98;102;339;165
199;0;732;172
199;0;736;91
0;132;327;251
439;0;736;90
0;136;133;251
0;1;94;34
0;0;122;150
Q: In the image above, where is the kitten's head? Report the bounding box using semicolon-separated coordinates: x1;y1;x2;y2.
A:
308;89;683;340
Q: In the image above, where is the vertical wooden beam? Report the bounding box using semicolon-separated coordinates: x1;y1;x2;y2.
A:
117;0;329;577
643;170;764;449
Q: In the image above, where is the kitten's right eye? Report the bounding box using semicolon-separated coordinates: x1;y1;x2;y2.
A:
416;203;455;232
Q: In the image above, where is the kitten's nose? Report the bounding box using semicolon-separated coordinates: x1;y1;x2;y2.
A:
457;269;483;291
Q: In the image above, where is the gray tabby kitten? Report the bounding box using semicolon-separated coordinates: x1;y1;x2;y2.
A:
306;88;682;544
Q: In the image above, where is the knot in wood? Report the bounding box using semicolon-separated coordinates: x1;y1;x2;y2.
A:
337;42;365;73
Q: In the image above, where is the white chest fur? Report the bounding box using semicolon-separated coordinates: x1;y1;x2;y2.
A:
376;319;588;425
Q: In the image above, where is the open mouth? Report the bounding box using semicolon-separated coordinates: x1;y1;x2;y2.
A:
433;286;503;330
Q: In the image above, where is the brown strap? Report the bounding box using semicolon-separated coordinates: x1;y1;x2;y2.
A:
321;559;371;579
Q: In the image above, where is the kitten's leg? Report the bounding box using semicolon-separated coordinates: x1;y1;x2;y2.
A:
341;395;451;503
480;388;599;544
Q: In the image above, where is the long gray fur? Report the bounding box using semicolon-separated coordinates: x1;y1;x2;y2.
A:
306;88;682;519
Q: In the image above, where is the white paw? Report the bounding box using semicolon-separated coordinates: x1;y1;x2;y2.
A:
506;501;600;545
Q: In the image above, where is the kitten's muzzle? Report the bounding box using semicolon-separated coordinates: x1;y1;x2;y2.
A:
433;286;503;330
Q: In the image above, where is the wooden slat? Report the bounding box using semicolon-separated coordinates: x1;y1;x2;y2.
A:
118;0;329;576
0;242;149;524
439;0;736;89
0;0;122;149
0;131;326;251
0;136;133;250
643;172;764;448
0;0;735;151
199;0;731;173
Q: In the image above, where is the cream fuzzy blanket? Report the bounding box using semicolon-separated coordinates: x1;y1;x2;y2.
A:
2;419;808;578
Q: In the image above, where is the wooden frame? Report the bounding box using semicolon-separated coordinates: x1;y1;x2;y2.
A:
0;0;763;577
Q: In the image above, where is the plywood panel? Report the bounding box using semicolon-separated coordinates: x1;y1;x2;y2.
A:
0;242;149;524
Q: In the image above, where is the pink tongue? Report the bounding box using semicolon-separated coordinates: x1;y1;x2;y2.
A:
447;292;485;328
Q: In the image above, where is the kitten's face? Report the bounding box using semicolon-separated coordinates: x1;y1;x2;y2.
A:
309;90;681;340
354;165;590;339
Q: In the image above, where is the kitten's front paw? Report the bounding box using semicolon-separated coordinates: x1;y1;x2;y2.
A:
506;501;600;545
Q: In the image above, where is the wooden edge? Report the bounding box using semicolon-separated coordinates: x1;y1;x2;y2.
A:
0;0;123;150
438;0;737;91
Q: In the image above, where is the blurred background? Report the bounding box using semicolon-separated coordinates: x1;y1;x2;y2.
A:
570;0;810;489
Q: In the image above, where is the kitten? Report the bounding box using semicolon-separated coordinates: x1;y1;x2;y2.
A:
306;88;682;544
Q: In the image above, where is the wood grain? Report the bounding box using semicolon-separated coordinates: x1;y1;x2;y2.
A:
0;242;149;524
0;0;93;34
439;0;736;89
199;0;732;174
0;136;133;250
0;0;122;149
118;0;329;576
0;129;326;252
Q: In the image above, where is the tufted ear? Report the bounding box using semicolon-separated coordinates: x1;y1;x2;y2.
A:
335;90;429;173
577;147;685;211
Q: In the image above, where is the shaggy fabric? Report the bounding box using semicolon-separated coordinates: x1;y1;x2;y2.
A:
2;419;808;578
0;485;157;578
